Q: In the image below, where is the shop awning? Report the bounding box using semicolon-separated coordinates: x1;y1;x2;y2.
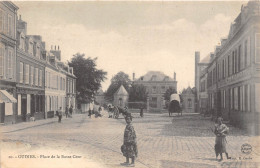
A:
0;90;17;103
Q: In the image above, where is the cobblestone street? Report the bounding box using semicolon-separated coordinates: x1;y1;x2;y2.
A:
1;112;260;168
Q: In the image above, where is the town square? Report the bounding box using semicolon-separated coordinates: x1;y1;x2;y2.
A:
0;1;260;168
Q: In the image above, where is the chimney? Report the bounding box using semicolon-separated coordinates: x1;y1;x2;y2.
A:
174;72;176;81
55;45;56;50
19;15;21;20
133;73;135;81
51;45;53;50
58;45;59;50
210;52;214;59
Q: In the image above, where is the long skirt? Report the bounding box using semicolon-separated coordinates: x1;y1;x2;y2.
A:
121;143;138;158
215;136;227;154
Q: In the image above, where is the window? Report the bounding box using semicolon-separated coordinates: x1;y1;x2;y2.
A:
245;40;248;66
240;86;243;111
19;62;23;83
223;90;226;109
238;45;241;71
255;83;260;112
35;68;38;86
161;86;165;93
7;49;13;78
152;86;156;93
232;51;235;74
39;70;42;86
188;99;192;108
256;34;260;63
247;37;251;66
30;66;33;85
20;36;25;51
230;88;233;109
25;64;29;84
36;44;41;58
0;9;3;32
8;15;12;37
0;43;4;76
29;40;33;55
234;87;238;110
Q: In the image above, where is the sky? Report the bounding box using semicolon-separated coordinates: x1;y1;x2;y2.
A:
14;1;246;92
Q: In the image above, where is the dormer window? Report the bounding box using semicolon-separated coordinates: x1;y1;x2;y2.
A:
36;43;40;58
28;38;33;55
151;75;157;81
20;34;25;51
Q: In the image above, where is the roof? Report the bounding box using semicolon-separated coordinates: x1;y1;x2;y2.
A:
182;87;195;95
199;54;211;64
96;88;104;95
137;71;174;82
114;85;128;96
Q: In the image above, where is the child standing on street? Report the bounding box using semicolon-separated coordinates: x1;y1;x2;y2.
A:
121;112;138;167
57;107;62;123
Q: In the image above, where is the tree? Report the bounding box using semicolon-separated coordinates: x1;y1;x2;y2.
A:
129;84;148;102
105;71;131;102
68;53;107;104
164;87;177;101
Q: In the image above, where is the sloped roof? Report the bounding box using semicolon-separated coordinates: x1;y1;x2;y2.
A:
137;71;174;82
96;88;104;95
182;87;195;95
199;54;211;64
114;85;128;96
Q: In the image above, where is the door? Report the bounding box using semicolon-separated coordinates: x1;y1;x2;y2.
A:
21;95;27;121
0;103;5;123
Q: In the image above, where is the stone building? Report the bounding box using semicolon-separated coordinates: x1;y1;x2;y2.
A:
16;16;46;122
196;1;260;134
0;2;18;124
113;85;128;108
44;47;66;118
65;64;76;109
181;87;196;113
133;71;177;112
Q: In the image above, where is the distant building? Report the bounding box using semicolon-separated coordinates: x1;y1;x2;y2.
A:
113;85;128;108
133;71;177;111
181;87;196;113
0;2;19;124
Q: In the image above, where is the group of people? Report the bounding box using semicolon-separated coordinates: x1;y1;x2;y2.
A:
119;111;231;167
88;106;102;118
57;105;74;123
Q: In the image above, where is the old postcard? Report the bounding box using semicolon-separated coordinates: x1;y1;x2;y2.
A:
0;1;260;168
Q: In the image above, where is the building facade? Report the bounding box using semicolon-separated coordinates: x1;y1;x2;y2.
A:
133;71;177;111
95;88;105;106
44;49;66;119
181;87;196;113
16;16;46;122
113;85;128;108
0;2;18;124
64;63;76;109
196;1;260;134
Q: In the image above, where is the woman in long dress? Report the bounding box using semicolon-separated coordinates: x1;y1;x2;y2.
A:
214;117;231;161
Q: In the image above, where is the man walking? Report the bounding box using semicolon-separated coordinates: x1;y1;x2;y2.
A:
58;107;63;123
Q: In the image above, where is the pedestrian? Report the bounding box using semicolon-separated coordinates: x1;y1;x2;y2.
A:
120;112;138;167
213;117;231;161
140;106;144;118
65;105;69;118
69;105;73;118
88;107;92;118
58;107;62;123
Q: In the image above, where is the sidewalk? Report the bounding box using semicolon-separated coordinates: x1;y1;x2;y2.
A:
0;114;85;134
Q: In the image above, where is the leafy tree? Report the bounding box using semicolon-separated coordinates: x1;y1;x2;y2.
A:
129;84;148;102
164;87;177;101
68;53;107;104
105;71;131;102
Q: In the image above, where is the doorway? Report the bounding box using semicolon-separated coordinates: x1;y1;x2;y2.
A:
21;95;27;121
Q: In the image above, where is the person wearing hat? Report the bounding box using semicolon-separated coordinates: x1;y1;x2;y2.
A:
214;117;231;161
121;112;138;167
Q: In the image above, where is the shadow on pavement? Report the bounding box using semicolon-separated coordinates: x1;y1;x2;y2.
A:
160;160;216;168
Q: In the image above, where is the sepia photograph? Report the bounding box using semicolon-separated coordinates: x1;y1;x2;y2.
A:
0;0;260;168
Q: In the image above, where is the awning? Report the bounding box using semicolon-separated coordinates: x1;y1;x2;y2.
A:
0;90;17;103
